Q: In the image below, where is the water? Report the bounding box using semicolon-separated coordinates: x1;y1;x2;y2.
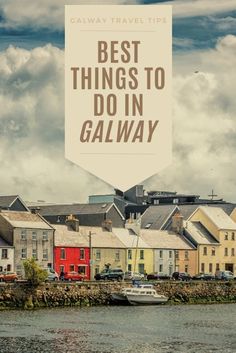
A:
0;304;235;353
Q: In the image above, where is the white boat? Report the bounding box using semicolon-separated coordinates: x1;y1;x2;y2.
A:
126;287;168;305
111;284;161;305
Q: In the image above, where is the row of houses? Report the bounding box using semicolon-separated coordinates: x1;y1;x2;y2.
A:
1;194;236;279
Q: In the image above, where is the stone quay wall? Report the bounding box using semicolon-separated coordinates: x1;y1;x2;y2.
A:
0;281;236;310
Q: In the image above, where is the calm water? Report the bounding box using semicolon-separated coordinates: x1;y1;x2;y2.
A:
0;304;235;353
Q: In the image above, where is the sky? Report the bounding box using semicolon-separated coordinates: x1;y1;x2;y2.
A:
0;0;236;203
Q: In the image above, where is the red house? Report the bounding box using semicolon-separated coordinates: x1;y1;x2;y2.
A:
54;222;90;279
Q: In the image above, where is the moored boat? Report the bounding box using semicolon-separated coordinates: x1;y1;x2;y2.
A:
111;284;168;305
126;287;168;305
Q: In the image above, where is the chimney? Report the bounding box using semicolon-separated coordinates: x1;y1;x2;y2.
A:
125;217;141;236
171;212;183;235
31;207;41;214
102;219;112;232
66;214;80;232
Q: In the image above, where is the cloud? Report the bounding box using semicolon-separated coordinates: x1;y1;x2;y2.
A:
1;36;236;203
0;0;137;31
165;0;236;18
145;34;236;202
205;16;236;31
0;44;112;202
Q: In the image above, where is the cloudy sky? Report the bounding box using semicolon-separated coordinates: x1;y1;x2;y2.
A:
0;0;236;203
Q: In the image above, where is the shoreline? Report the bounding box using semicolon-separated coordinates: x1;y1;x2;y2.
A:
0;281;236;310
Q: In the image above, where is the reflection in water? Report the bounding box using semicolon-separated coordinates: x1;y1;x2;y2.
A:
0;304;236;353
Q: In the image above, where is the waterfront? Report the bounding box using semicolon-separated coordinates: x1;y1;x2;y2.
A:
0;304;235;353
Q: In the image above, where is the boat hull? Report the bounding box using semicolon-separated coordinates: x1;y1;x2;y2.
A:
111;292;130;304
126;294;168;305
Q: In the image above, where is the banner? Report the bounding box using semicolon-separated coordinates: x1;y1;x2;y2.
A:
65;5;172;190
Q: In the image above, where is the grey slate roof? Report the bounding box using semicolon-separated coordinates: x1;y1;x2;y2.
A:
0;237;12;247
34;203;113;216
140;203;236;230
0;195;18;208
178;203;236;220
141;205;178;230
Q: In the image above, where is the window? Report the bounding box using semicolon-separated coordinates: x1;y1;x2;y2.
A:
128;264;132;271
43;249;48;260
21;230;26;240
140;250;144;260
115;250;120;261
175;250;179;260
232;232;235;241
1;249;8;259
212;248;215;256
95;249;101;260
232;248;235;256
78;266;86;275
203;247;207;256
21;248;27;259
7;264;11;271
42;231;48;241
80;248;85;260
60;248;66;259
0;266;2;272
185;251;189;260
201;263;205;273
209;263;213;273
32;249;37;259
169;251;172;259
159;250;163;259
138;263;145;273
128;249;132;260
225;248;228;256
69;264;75;272
225;232;228;240
32;232;37;241
185;265;188;273
153;199;159;205
216;263;220;271
159;264;163;272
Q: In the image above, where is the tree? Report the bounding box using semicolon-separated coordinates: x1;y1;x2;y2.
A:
23;258;48;286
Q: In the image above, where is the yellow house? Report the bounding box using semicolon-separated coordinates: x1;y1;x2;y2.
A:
113;228;153;274
183;220;220;274
188;206;236;274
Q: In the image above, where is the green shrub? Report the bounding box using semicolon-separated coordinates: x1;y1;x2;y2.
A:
23;258;48;286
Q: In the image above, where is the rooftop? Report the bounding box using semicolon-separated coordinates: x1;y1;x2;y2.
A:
0;195;19;208
141;205;178;229
141;229;194;250
198;206;236;230
113;228;151;248
0;211;53;230
184;221;219;245
54;225;126;248
0;236;12;247
35;202;114;216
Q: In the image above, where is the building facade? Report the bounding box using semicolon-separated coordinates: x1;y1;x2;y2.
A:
54;223;90;279
0;237;14;273
189;206;236;274
0;211;54;275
